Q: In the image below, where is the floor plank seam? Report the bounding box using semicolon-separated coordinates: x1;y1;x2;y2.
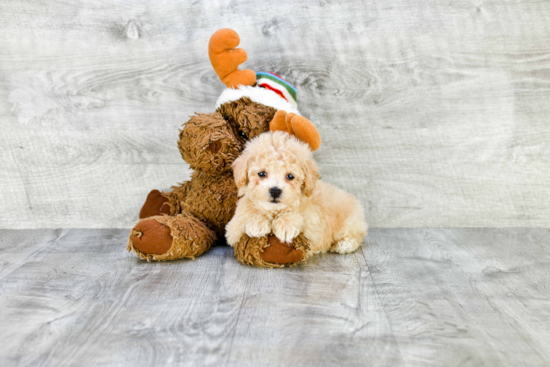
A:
360;246;404;362
224;268;251;366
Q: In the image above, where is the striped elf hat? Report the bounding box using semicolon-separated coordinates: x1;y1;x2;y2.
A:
216;71;301;115
256;72;297;109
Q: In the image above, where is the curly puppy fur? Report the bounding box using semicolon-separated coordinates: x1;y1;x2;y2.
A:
128;98;277;260
226;132;368;256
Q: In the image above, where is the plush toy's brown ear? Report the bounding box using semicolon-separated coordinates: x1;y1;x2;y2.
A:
269;110;321;151
232;154;249;190
209;29;256;88
303;158;320;197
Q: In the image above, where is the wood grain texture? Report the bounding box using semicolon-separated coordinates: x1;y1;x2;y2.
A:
1;0;549;228
1;228;549;366
366;228;550;366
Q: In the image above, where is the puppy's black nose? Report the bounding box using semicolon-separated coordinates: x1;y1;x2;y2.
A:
269;187;282;199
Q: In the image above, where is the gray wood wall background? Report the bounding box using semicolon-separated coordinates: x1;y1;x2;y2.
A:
1;0;548;229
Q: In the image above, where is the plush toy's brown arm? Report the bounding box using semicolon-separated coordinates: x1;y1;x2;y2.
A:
269;110;322;151
209;29;256;88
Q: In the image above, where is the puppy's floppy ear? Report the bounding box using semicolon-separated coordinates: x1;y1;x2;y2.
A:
303;159;320;197
232;154;249;190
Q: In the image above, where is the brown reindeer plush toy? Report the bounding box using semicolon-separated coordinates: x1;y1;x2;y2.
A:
127;29;320;267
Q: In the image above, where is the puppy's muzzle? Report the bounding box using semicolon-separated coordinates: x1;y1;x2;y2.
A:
269;187;282;199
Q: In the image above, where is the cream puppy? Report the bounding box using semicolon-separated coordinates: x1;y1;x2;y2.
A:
225;131;367;256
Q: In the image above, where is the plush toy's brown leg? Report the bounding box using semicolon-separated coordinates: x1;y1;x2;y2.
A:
139;183;191;219
139;190;171;219
127;213;216;261
233;234;310;268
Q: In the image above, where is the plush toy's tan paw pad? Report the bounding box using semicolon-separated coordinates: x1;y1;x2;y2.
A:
132;218;173;255
260;235;303;265
139;190;171;219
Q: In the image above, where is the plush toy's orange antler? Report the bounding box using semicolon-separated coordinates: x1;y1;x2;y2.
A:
270;110;321;151
209;29;256;88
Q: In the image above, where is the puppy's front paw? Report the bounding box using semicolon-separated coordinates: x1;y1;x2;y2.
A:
272;217;301;244
245;217;271;238
225;230;241;247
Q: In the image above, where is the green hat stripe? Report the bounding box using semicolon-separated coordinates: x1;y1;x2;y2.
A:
258;73;297;102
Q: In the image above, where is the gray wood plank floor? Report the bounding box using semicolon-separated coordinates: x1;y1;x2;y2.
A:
1;229;549;366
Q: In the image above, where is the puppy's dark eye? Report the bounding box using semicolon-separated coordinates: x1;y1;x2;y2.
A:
239;131;247;139
258;171;267;178
286;174;295;180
